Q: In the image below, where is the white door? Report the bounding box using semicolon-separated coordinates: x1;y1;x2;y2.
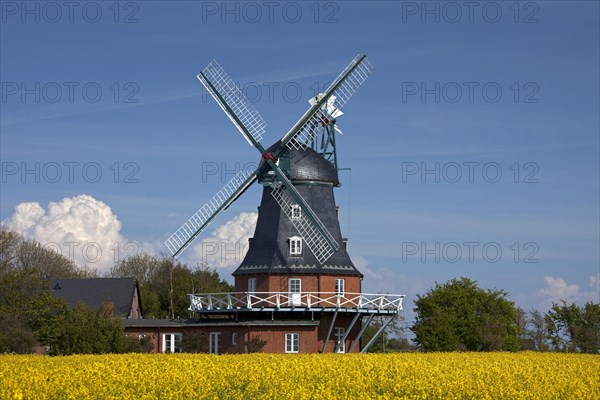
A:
209;332;220;354
289;278;302;306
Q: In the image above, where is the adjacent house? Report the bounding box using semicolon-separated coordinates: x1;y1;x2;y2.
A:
51;278;143;319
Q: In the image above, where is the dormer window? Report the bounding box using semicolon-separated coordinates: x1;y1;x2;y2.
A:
289;236;302;256
290;204;301;219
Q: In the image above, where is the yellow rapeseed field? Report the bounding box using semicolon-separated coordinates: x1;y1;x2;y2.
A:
1;352;598;399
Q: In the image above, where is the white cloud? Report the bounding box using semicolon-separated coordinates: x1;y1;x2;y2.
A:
189;212;258;269
352;255;382;281
2;196;259;275
584;273;600;304
3;194;130;273
535;275;600;309
537;276;580;307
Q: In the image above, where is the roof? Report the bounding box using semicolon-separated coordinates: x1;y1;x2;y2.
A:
287;145;339;184
260;143;339;185
234;184;362;277
50;278;141;318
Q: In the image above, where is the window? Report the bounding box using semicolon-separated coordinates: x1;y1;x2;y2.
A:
289;278;302;306
290;204;302;219
285;333;299;353
209;332;221;354
248;278;257;294
335;327;345;353
232;333;238;346
335;279;345;296
162;333;182;353
289;236;302;256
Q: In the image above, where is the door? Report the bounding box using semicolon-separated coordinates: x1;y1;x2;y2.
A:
248;278;257;295
209;332;220;354
289;278;302;306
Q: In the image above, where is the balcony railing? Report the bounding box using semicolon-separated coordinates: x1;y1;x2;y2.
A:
188;292;404;313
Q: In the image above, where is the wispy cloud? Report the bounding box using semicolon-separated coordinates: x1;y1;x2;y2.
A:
1;86;200;127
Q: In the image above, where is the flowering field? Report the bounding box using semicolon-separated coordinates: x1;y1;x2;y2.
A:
1;352;598;399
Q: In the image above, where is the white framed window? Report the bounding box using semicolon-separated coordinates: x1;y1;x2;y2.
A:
290;204;302;219
162;333;182;353
285;333;299;353
289;236;302;256
335;279;345;296
209;332;221;354
248;278;257;294
232;332;238;346
335;327;345;353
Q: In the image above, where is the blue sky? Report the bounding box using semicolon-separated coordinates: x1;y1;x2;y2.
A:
1;1;598;317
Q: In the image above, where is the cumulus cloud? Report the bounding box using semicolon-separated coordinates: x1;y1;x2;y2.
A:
536;275;600;309
2;196;260;276
3;194;127;273
537;276;580;304
189;212;258;269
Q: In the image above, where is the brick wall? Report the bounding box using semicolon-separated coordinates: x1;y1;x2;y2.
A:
124;313;365;354
234;274;361;295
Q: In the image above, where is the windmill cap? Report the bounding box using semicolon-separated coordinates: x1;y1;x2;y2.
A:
261;143;339;185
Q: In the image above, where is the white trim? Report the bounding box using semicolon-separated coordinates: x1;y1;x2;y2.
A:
162;333;182;353
188;292;405;312
289;235;302;256
290;204;302;219
335;278;345;296
285;332;299;353
289;278;302;306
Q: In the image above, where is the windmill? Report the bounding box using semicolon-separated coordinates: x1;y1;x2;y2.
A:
155;54;404;355
164;54;373;264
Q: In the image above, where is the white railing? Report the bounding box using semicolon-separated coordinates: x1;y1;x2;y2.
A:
188;292;404;313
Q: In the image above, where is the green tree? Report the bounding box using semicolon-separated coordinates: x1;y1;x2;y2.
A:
0;313;37;354
545;301;600;353
411;277;520;352
0;228;92;353
47;302;142;355
108;254;233;318
519;308;550;351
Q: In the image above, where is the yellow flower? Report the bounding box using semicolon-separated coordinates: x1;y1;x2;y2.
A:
0;352;598;399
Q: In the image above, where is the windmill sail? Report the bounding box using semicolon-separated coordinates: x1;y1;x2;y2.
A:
164;168;258;257
165;54;370;260
281;54;372;150
198;60;267;146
